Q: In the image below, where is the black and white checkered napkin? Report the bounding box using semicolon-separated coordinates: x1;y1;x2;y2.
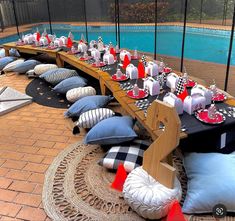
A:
120;82;134;91
135;99;151;110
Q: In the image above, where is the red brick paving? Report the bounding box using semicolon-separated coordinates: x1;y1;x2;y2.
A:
0;74;82;220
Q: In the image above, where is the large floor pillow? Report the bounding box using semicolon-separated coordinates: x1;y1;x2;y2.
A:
34;64;58;76
84;116;137;145
98;139;150;173
53;76;87;94
75;108;115;130
40;68;78;85
182;151;235;214
3;59;25;72
0;57;17;70
9;48;20;57
66;86;96;103
11;59;40;74
64;95;113;118
123;167;182;220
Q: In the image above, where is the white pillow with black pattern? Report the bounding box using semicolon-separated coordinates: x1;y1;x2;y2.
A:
34;64;58;76
40;68;78;85
66;86;96;103
73;108;115;134
98;140;150;173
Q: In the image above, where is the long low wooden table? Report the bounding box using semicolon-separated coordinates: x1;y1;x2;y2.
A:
3;42;64;67
3;42;235;188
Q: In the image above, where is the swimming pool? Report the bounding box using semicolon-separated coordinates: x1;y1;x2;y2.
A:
0;24;234;65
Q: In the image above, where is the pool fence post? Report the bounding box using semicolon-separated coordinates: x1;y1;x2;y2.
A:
0;4;4;32
154;0;157;60
83;0;88;43
12;0;20;38
180;0;188;72
115;0;118;45
224;2;235;92
199;0;203;24
224;0;228;26
222;0;228;26
46;0;52;34
117;0;120;48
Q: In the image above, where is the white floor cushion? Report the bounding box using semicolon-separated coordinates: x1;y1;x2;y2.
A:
123;166;182;220
66;86;96;103
34;64;58;76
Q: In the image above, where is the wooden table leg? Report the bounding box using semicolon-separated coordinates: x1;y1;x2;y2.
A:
99;78;108;95
56;54;64;67
4;48;10;56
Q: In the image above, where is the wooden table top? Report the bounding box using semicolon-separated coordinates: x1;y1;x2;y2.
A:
3;42;59;57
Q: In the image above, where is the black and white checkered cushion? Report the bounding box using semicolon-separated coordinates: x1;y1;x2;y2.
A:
98;139;150;172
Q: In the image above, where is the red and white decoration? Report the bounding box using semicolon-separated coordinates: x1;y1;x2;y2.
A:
126;64;138;79
163;92;184;115
145;61;159;77
191;84;213;105
183;94;206;115
143;77;160;96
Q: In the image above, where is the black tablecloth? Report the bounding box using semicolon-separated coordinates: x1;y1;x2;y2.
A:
103;59;235;153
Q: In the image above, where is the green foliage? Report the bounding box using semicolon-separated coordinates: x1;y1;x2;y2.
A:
108;0;234;23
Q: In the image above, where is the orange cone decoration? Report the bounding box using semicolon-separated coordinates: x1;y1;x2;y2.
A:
110;47;116;56
111;164;127;192
67;37;73;48
45;35;51;44
164;201;186;221
177;87;188;102
36;29;40;42
122;55;130;70
138;61;145;78
175;77;188;102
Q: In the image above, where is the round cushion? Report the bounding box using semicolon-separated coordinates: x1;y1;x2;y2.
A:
34;64;58;76
3;59;25;72
66;86;96;103
123;166;182;220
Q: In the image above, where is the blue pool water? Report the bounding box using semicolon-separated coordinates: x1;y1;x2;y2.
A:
0;24;234;65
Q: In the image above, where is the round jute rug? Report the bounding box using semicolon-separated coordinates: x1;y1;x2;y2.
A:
42;142;144;221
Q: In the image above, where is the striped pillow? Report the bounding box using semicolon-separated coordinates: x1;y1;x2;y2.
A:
40;68;78;85
34;64;58;76
76;108;115;129
11;59;40;74
66;86;96;103
3;59;25;72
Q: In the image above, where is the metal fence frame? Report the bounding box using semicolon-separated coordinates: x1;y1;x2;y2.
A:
0;0;234;91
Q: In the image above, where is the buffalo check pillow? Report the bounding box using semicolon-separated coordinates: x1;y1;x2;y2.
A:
98;139;150;173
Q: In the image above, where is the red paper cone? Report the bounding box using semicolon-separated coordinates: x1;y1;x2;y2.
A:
110;47;116;56
164;201;186;221
122;55;130;70
138;61;145;78
36;32;40;42
45;34;51;44
111;164;127;192
177;86;188;102
67;37;73;48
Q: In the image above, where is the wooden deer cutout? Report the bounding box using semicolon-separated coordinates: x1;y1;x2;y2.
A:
143;100;181;189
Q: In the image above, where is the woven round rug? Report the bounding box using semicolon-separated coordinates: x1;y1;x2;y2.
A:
42;142;144;221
